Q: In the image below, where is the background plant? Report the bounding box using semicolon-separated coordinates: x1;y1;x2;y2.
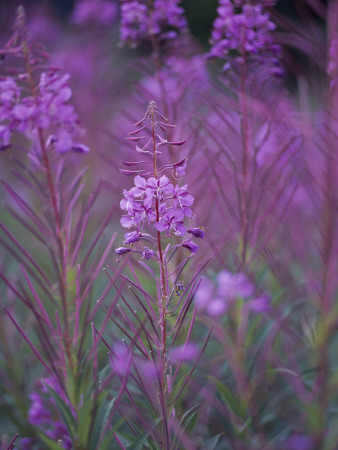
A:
0;1;337;449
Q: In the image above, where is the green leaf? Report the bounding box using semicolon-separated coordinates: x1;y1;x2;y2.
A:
38;432;66;450
43;384;77;439
208;376;247;420
201;433;224;450
172;404;200;450
127;419;161;450
90;397;116;450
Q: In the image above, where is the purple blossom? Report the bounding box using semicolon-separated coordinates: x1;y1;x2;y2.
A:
115;247;132;255
116;101;199;262
168;343;199;363
142;247;156;260
71;0;117;26
155;209;186;236
0;70;89;154
171;184;194;215
286;434;312;450
27;378;71;447
195;271;269;318
246;294;271;314
123;231;142;245
187;227;205;239
28;392;52;426
181;240;199;253
111;342;132;375
209;0;281;76
217;271;254;300
119;0;187;48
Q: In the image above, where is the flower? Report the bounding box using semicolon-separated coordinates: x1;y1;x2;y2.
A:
168;343;199;363
115;247;132;255
181;240;199;253
142;247;156;260
0;70;89;154
71;0;117;26
209;0;281;77
123;231;142;245
217;271;254;300
119;0;187;48
155;209;186;236
116;101;200;261
195;270;271;317
187;227;205;239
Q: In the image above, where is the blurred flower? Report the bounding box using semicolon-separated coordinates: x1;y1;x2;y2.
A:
286;434;312;450
71;0;118;26
217;271;254;300
168;343;199;363
195;270;271;317
209;0;281;76
119;0;187;48
111;342;132;375
27;378;71;448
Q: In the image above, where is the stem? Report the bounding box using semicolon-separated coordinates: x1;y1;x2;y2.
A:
150;103;169;448
21;39;72;364
239;58;250;269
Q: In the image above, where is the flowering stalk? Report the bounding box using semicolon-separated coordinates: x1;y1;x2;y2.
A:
115;100;204;447
209;0;282;268
0;7;119;448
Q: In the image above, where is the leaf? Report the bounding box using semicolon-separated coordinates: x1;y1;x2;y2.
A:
127;419;161;450
90;397;116;450
172;404;200;450
43;385;76;439
38;432;66;450
208;376;247;421
201;433;224;450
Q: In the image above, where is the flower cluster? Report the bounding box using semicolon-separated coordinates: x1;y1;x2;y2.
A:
119;0;187;48
0;70;89;153
195;270;271;317
116;101;204;260
209;0;281;76
71;0;118;26
27;378;72;449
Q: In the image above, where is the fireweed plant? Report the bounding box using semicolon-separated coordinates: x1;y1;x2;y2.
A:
0;0;337;449
0;7;119;449
110;101;211;448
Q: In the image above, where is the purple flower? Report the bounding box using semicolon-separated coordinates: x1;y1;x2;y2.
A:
124;231;142;245
71;0;117;26
27;378;71;447
155;209;186;236
246;294;271;314
111;342;132;375
206;298;227;317
175;281;185;296
119;0;187;48
187;227;205;239
142;247;156;260
28;392;52;426
168;343;199;363
0;69;89;154
181;240;199;253
171;184;194;216
115;247;131;255
286;434;312;450
217;271;254;300
147;175;174;196
209;0;281;76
